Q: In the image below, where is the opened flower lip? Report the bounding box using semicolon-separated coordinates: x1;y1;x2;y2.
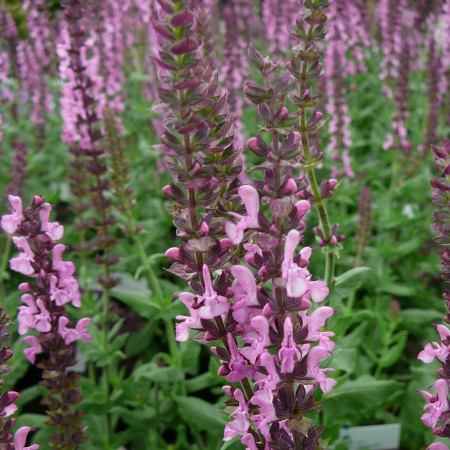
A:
23;336;42;364
420;378;449;429
13;426;39;450
240;315;270;364
1;195;23;234
278;317;302;373
39;203;64;241
10;236;35;276
281;229;309;298
306;345;336;394
226;333;255;382
226;185;260;245
58;316;91;345
230;265;258;322
198;264;229;319
418;324;450;364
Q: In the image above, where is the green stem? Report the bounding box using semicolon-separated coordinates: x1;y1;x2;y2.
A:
297;24;336;288
102;369;111;449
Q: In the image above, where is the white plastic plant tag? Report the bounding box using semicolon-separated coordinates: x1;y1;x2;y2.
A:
331;423;401;450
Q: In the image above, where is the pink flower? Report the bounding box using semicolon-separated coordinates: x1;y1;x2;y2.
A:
255;352;281;391
230;265;258;322
39;203;64;241
197;265;229;319
13;426;39;450
303;306;335;348
34;299;51;333
23;336;42;364
420;379;449;429
427;443;449;450
281;230;309;297
52;245;76;279
1;195;24;234
17;294;38;335
225;185;260;245
243;243;262;266
306;345;337;394
58;316;91;345
278;317;302;373
307;280;329;303
240;316;270;364
3;391;19;417
49;274;81;308
241;433;258;450
10;237;35;276
175;293;202;342
418;325;450;364
226;333;255;382
223;389;250;441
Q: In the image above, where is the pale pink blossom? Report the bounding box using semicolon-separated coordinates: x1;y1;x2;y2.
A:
306;345;337;394
226;185;260;245
13;426;39;450
1;196;23;234
23;336;42;364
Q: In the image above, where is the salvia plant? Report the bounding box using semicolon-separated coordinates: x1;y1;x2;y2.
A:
0;0;448;449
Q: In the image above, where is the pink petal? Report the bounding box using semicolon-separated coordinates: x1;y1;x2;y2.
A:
231;265;257;303
309;280;329;302
238;185;260;219
225;221;243;244
308;307;334;335
284;230;300;263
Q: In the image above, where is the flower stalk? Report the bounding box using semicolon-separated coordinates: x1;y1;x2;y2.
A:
287;0;343;287
1;196;90;449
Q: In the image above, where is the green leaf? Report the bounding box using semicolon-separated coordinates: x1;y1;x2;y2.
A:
15;385;47;409
180;340;201;375
389;237;423;259
4;338;28;386
378;331;408;368
112;287;161;319
174;396;227;432
133;364;185;383
330;347;357;374
333;310;376;336
331;267;371;301
185;372;218;393
219;436;241;450
324;375;403;422
112;272;161;313
376;283;415;297
340;322;369;348
399;309;443;332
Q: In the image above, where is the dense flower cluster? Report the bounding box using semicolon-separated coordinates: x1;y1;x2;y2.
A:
287;0;343;284
262;0;297;60
419;29;443;158
377;0;408;96
382;14;412;159
0;308;38;450
1;195;90;449
442;1;450;126
5;141;27;199
23;0;52;138
220;0;261;147
58;0;118;289
158;0;337;446
418;140;450;447
155;0;242;282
